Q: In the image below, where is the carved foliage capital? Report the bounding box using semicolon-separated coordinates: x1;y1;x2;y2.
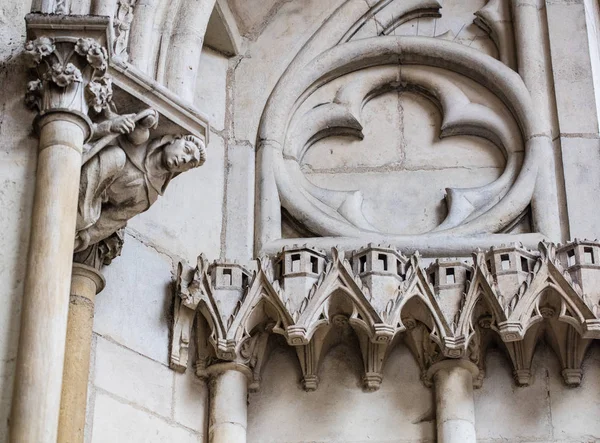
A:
24;35;111;117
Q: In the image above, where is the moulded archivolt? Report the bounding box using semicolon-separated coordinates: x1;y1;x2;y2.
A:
256;35;559;255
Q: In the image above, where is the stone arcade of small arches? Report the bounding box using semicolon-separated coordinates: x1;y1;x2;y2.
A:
172;240;600;393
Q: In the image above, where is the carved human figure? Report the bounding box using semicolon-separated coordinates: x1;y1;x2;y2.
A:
74;111;206;252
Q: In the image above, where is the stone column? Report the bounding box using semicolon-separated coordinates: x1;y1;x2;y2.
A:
164;0;218;96
511;0;563;241
58;264;105;443
428;360;479;443
10;113;90;443
10;16;110;443
208;364;250;443
128;0;159;74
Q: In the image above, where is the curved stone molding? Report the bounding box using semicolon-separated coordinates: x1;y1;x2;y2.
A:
474;0;517;70
172;240;600;391
257;35;555;252
340;0;442;43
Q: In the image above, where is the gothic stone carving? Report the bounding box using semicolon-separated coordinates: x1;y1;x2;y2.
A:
171;241;600;391
24;14;209;255
75;110;206;252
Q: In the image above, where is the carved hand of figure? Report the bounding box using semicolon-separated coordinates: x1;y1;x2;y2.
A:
109;113;136;134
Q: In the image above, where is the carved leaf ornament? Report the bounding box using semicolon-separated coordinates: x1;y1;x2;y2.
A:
171;241;600;391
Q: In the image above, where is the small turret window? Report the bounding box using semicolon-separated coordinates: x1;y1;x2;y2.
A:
223;268;232;286
359;255;367;273
584;247;595;264
378;254;388;271
310;256;319;273
501;254;510;270
446;268;455;284
520;257;529;272
291;254;301;272
567;249;576;267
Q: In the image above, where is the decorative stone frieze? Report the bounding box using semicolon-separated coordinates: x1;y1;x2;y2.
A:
172;241;600;392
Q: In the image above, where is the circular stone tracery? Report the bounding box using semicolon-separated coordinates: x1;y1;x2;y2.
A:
257;36;552;245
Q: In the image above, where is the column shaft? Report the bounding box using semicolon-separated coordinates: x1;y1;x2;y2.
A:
128;0;159;74
58;264;105;443
91;0;117;15
209;369;248;443
512;0;563;241
10;113;87;443
431;360;478;443
164;0;217;96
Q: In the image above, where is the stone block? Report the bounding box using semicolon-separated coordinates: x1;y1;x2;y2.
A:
549;345;600;440
91;393;199;443
93;336;174;418
232;0;345;143
248;345;434;443
128;133;225;263
547;0;599;134
307;167;502;235
303;90;505;171
173;369;208;434
224;143;255;260
194;48;229;132
474;349;552;441
561;137;600;239
94;237;173;364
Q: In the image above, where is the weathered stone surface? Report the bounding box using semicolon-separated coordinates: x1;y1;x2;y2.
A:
91;393;199;443
248;346;435;443
174;370;208;435
94;337;174;418
94;237;173;364
561;137;600;239
128;132;225;263
223;142;255;260
547;0;599;135
194;48;229;132
2;0;600;442
474;350;552;441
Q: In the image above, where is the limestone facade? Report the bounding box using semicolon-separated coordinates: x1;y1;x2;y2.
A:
1;0;600;442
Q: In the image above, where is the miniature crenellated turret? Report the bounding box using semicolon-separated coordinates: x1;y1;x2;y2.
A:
483;244;537;302
351;244;407;314
426;259;472;329
558;240;600;306
210;261;252;328
275;245;327;313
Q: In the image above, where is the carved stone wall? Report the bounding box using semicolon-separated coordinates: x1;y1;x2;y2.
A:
1;0;600;442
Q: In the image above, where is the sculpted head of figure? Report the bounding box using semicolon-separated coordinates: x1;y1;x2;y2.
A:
163;135;207;173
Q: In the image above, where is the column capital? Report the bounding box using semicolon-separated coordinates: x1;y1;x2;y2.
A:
71;263;106;295
25;14;112;141
203;362;254;382
426;359;480;385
